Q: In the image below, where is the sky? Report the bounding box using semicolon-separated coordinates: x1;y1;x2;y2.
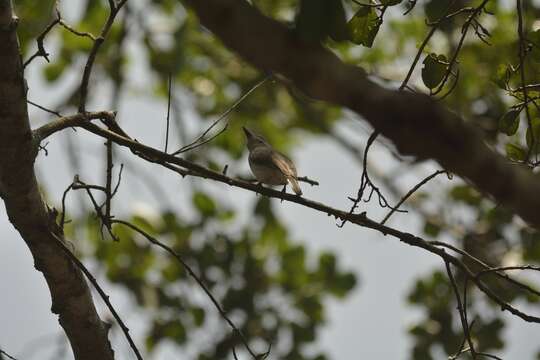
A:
1;1;540;359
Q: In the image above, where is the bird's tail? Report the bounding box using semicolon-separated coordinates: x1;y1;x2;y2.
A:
288;177;302;196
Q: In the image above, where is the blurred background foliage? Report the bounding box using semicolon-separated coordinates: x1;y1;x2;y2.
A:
14;0;540;358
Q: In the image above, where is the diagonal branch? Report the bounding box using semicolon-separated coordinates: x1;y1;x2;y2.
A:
445;261;477;359
0;349;17;360
51;232;143;360
78;0;128;112
35;116;540;324
177;0;540;228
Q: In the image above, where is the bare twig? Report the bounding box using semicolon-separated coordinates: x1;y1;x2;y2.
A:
105;139;114;229
50;232;143;360
165;73;172;153
381;170;448;224
78;0;128;112
400;25;438;91
297;175;319;186
340;130;404;227
433;241;540;298
112;219;265;359
60;183;73;229
173;74;271;155
72;178;117;241
27;99;63;117
23;15;60;68
445;261;477;359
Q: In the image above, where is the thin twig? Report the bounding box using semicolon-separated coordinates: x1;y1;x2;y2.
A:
400;0;456;91
340;130;404;227
381;170;448;224
27;99;63;117
165;73;172;153
105;139;113;230
173;74;272;155
432;0;491;96
112;219;265;359
23;16;60;68
50;232;143;360
445;261;477;359
432;241;540;298
78;0;128;112
60;183;73;229
70;177;118;241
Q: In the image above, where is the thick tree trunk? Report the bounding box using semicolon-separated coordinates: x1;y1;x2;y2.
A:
0;1;114;359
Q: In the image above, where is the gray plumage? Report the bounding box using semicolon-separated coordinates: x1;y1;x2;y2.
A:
243;127;302;196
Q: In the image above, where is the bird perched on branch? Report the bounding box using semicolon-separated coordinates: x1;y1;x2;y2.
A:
243;127;302;196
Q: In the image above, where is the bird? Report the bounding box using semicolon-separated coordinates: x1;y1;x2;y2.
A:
243;127;302;196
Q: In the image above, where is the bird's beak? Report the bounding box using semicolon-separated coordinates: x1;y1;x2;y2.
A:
242;126;253;138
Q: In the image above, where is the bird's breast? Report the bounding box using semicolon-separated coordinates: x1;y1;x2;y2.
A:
249;160;287;185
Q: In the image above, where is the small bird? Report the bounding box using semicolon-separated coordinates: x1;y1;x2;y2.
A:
243;127;302;196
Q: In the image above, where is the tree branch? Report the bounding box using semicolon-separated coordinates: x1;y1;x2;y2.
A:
37;117;540;324
178;0;540;228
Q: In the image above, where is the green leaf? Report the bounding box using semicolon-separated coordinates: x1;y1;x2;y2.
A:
423;221;441;237
421;53;448;89
449;185;481;206
492;64;512;90
44;61;67;82
505;143;526;161
331;272;357;298
498;109;520;135
318;252;336;275
192;192;216;217
191;307;206;327
347;6;381;47
528;29;540;62
295;0;348;42
526;118;540;154
425;0;452;22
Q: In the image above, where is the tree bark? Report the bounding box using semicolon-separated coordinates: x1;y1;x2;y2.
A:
181;0;540;228
0;1;114;359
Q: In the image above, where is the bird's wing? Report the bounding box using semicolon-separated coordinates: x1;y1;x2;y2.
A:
271;152;298;178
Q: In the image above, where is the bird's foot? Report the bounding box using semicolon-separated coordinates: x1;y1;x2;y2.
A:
255;182;264;196
280;185;287;203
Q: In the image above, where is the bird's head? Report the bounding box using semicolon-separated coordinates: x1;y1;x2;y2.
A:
243;127;269;151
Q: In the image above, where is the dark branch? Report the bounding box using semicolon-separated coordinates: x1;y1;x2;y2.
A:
51;232;143;360
46;116;540;325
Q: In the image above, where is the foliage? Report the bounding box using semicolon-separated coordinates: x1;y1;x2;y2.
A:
77;196;355;359
14;0;540;358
